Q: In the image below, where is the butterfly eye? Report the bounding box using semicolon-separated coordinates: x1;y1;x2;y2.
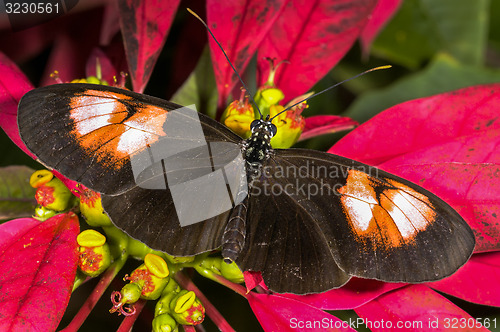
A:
250;120;260;132
269;123;277;137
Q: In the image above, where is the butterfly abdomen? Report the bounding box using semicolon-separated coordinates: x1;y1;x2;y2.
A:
222;197;248;263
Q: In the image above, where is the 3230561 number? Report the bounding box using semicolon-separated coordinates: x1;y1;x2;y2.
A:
5;2;59;14
443;317;497;329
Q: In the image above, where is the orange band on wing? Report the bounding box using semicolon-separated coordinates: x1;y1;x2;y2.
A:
68;90;167;169
338;169;436;248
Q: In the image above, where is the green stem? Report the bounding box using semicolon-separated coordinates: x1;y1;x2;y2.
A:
116;299;147;332
60;254;128;332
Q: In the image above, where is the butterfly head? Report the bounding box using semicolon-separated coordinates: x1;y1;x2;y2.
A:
250;118;277;137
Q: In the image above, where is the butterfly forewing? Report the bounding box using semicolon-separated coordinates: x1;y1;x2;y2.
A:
18;83;241;195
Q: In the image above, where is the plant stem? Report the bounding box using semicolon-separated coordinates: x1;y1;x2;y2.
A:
60;256;127;332
116;299;147;332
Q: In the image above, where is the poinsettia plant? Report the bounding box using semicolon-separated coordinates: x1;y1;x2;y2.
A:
0;0;499;331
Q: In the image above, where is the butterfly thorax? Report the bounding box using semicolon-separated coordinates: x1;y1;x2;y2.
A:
243;120;276;166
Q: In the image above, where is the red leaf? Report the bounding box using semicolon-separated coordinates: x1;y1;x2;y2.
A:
0;52;35;158
247;292;355;331
330;84;500;165
282;278;405;310
257;0;377;103
244;271;265;292
355;285;489;332
329;84;500;252
207;0;287;112
0;213;80;332
427;252;500;307
39;8;104;86
300;115;358;141
0;55;79;193
118;0;181;92
100;3;122;46
382;161;500;252
360;0;401;56
0;19;59;63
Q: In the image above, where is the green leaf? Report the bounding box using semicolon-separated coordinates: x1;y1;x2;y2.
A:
170;47;218;118
0;166;37;221
372;0;489;68
344;53;500;123
488;0;500;53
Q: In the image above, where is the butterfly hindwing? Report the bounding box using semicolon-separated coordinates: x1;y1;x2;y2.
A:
235;148;475;293
101;187;230;256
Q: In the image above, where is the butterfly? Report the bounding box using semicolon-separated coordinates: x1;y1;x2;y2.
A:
17;83;475;294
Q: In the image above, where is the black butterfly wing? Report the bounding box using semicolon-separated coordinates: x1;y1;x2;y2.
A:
18;83;241;195
101;187;230;256
101;140;247;256
18;83;244;256
236;158;351;293
236;148;475;294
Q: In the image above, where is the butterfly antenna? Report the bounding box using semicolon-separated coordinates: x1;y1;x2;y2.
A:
270;65;392;121
187;8;263;119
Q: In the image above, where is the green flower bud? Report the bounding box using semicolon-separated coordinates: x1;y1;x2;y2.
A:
77;230;112;277
30;170;74;211
170;290;205;325
254;86;285;117
127;254;169;300
78;186;112;227
152;313;178;332
220;91;255;138
34;205;57;221
109;283;141;316
120;282;142;304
